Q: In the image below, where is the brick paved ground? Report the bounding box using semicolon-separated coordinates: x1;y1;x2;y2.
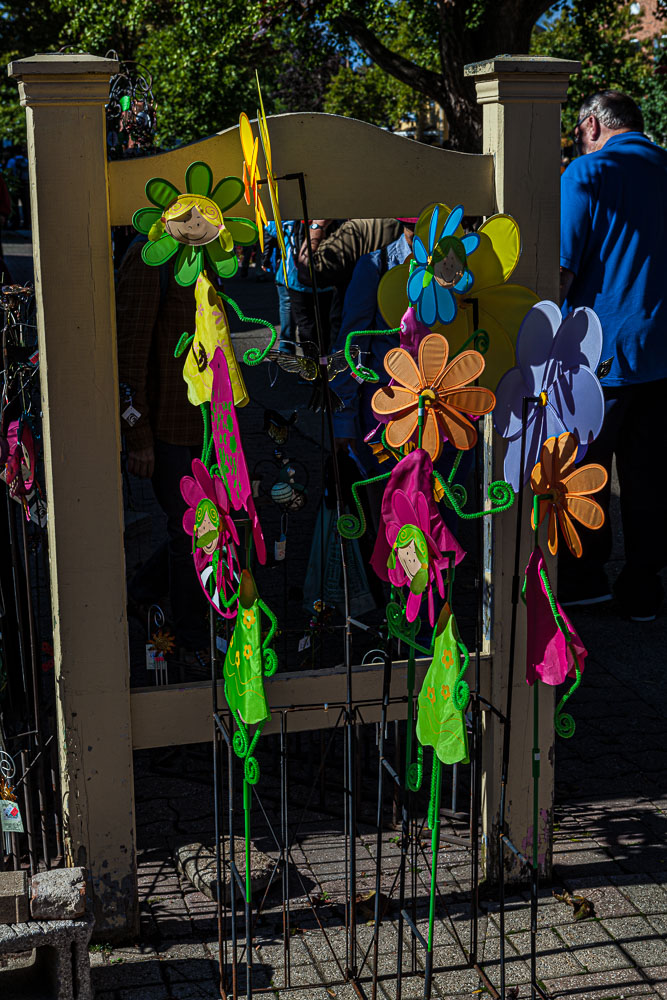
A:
5;239;666;998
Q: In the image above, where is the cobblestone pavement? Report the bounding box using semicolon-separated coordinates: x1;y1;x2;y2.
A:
5;240;665;998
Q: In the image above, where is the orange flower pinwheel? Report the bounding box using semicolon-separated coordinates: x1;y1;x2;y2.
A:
530;432;607;558
371;333;496;459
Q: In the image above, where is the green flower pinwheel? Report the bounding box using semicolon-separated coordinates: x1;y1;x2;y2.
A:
132;160;259;286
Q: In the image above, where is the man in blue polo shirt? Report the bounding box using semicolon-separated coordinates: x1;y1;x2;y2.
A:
560;90;667;620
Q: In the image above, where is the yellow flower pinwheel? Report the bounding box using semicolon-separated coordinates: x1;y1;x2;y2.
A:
377;204;539;391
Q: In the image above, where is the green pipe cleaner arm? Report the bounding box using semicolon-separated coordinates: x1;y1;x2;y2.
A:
539;567;573;642
433;470;468;511
450;326;490;359
174;332;194;357
218;290;278;366
435;471;515;520
258;599;278;677
380;427;405;464
344;326;401;383
538;566;581;739
447;448;463;484
337;470;391;539
453;639;471;711
554;653;582;740
406;743;423;792
199;402;213;466
231;709;249;757
386;601;435;657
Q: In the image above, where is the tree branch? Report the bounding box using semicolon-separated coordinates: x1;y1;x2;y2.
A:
333;11;446;104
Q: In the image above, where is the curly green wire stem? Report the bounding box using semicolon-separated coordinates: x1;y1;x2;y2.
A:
448;449;463;484
436;474;514;520
386;603;433;656
218;291;278;366
336;471;391;539
344;326;400;383
453;639;471;711
379;427;404;464
451;326;490;358
533;522;581;738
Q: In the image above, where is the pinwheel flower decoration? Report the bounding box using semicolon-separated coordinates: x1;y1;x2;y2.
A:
494;301;605;490
371;333;495;459
376;205;539;393
530;432;607;558
407;205;480;326
132;160;259;286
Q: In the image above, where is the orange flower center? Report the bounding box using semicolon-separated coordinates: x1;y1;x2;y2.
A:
420;388;437;406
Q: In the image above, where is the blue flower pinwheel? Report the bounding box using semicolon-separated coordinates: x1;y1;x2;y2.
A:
493;300;605;490
407;204;480;326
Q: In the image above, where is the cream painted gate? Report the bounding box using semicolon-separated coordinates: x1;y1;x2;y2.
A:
8;52;579;936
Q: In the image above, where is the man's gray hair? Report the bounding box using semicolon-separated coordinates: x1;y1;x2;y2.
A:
579;90;644;132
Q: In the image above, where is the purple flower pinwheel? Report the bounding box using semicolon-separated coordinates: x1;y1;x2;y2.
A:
493;300;604;490
407;204;480;327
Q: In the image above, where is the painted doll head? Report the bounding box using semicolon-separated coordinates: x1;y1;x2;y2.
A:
146;193;235;255
432;235;467;288
390;523;429;595
194;498;220;557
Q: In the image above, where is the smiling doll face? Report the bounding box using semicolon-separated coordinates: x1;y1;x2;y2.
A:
433;244;465;288
164;195;223;246
194;499;221;556
397;538;422;579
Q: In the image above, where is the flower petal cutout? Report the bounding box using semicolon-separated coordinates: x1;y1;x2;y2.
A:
146;177;180;209
174;243;203;286
445;387;496;416
384;347;422;391
419;334;449;385
443;204;464;238
516;300;562;394
562;464;608;496
372;386;417;416
565;495;605;529
185;161;213;197
421;408;441;459
211;176;245;215
437;405;477;450
132;207;162;235
385;410;419;448
226;217;259;246
438;350;485;391
142;235;179;266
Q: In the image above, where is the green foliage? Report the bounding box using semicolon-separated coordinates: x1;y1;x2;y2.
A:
2;0;666;154
324;63;416;128
642;66;667;145
0;0;341;150
531;1;656;134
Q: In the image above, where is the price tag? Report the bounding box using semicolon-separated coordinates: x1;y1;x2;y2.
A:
216;636;228;655
29;496;48;527
122;404;141;426
1;799;24;834
298;634;311;652
274;534;287;561
146;644;158;671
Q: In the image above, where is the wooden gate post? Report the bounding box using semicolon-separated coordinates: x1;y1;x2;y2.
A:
8;53;138;936
465;56;580;881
